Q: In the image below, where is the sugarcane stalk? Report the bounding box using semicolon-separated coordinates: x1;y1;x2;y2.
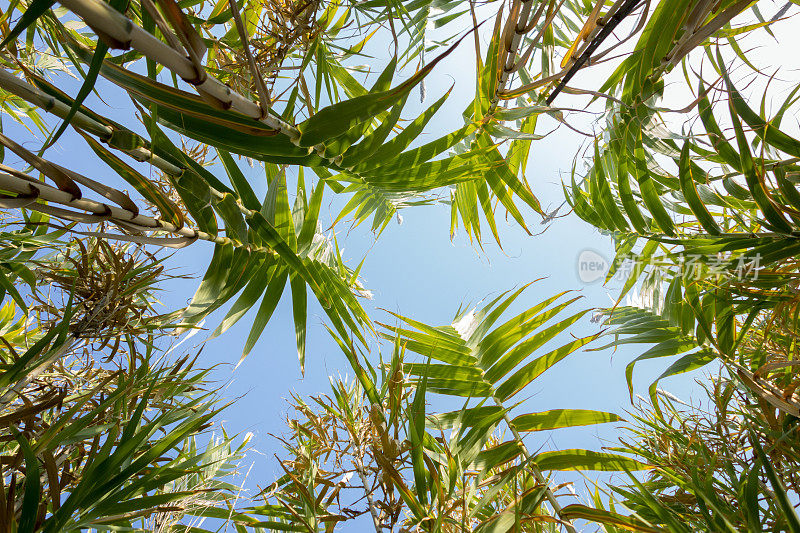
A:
57;0;382;167
0;68;272;225
58;0;299;138
497;0;640;104
0;170;247;249
0;68;184;176
487;0;537;116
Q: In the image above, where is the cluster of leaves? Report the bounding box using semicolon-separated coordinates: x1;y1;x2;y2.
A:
611;379;800;532
0;230;248;530
558;0;800;527
258;321;650;532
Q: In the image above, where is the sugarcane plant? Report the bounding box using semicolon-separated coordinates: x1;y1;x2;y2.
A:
561;0;800;527
256;308;654;532
0;226;252;531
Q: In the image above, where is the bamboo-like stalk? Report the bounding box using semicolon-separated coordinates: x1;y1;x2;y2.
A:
505;0;560;76
0;170;251;250
487;0;536;116
490;0;597;109
141;0;185;53
0;68;183;177
58;0;299;139
496;0;638;104
0;69;274;226
543;0;742;104
0;127;283;251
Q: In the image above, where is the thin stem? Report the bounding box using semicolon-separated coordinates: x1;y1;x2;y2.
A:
487;0;536;116
351;433;384;532
493;397;579;533
228;0;272;114
141;0;185;52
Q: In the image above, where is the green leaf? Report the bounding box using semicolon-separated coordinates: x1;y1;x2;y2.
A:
351;89;453;172
534;449;651;471
47;42;109;147
290;274;307;373
592;141;630;231
0;0;56;50
646;350;716;408
483;303;587;383
752;436;800;533
210;257;276;341
0;267;27;312
218;150;260;211
729;100;793;234
495;322;594;401
242;267;289;359
408;360;429;506
615;155;649;234
723;61;800;159
678;142;720;235
697;90;741;170
320;56;398;157
338;99;406;168
298;42;458;147
632;132;675;236
82;134;184;227
560;504;665;532
12;426;41;533
512;409;622;432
